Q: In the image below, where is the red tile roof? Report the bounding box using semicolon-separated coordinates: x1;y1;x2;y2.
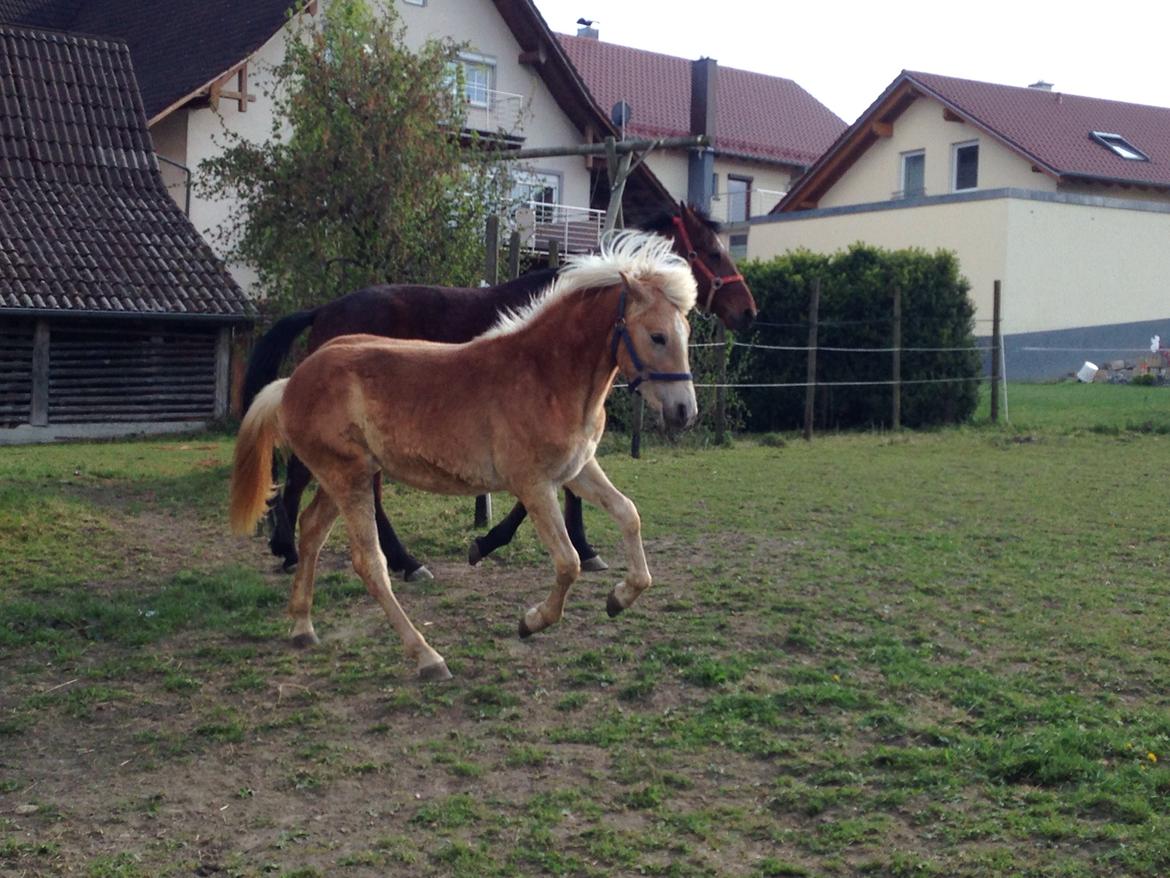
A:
780;70;1170;212
0;26;252;318
906;71;1170;188
557;33;845;168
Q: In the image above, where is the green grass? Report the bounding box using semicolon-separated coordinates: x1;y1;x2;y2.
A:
5;382;1170;876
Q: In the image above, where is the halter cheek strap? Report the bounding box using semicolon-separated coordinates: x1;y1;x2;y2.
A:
610;282;693;394
671;214;746;313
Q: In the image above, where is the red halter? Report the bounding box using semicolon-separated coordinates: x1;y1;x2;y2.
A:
671;214;746;312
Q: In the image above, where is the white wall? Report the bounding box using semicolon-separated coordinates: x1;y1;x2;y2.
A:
818;97;1057;208
750;192;1170;336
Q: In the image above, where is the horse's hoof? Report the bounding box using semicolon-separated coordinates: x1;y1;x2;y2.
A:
606;591;625;618
281;558;298;574
291;631;320;649
581;555;609;572
518;617;534;639
405;565;434;582
419;660;452;682
468;540;483;566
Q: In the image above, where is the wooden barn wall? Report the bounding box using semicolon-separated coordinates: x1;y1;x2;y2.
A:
0;317;221;426
0;319;34;427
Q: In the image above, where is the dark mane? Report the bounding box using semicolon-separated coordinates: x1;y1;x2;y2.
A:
640;203;718;235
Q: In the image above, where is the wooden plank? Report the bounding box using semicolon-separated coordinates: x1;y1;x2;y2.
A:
31;320;49;427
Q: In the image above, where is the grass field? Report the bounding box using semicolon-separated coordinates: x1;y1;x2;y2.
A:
3;382;1170;876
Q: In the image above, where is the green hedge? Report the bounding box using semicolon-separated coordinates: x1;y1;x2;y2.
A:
736;245;982;431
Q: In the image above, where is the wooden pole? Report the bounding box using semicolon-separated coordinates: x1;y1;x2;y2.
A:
488;135;709;162
891;285;902;430
547;238;560;269
475;216;502;528
990;280;1001;423
630;397;643;459
507;230;521;279
30;319;49;427
803;279;820;441
714;323;727;444
484;215;499;285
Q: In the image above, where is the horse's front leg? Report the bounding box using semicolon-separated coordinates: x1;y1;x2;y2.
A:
372;475;433;581
564;489;608;571
515;485;580;639
565;458;651;617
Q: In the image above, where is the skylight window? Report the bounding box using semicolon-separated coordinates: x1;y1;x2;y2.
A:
1091;131;1149;161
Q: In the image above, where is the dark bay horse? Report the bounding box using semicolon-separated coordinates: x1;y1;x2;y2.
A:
231;232;698;679
241;202;755;578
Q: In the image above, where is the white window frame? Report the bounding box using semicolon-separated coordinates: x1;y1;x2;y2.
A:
457;52;495;108
900;149;925;198
952;140;979;192
402;0;425;6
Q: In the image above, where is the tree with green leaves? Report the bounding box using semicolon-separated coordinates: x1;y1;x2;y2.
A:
198;0;512;316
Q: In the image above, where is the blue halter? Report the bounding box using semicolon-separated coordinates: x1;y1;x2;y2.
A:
609;281;693;394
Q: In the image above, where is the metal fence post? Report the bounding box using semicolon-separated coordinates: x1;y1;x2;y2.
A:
990;280;1001;423
892;285;902;430
803;278;820;441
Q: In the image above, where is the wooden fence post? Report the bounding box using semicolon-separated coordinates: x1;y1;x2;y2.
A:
484;216;499;286
803;278;820;441
548;239;560;269
891;285;902;430
508;230;521;279
475;216;502;528
990;280;1001;423
714;322;727;444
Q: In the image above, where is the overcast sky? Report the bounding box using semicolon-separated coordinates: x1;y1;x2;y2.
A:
533;0;1170;124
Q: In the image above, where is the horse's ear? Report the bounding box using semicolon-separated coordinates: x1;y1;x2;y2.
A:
619;271;651;305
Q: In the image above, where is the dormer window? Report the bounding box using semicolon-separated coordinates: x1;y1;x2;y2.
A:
1091;131;1149;161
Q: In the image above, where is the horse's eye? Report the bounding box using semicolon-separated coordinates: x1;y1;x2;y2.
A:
650;332;667;346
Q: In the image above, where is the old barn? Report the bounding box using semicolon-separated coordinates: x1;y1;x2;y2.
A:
0;25;252;443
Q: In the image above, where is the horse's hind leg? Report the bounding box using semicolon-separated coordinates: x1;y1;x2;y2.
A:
271;455;312;571
564;489;608;572
287;488;339;648
333;479;450;681
468;501;528;565
372;475;433;582
565;458;651;617
516;485;580;639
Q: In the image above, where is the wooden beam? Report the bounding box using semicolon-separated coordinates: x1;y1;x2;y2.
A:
209;63;256;114
943;107;963;122
518;46;546;66
871;121;893;137
30;320;49;427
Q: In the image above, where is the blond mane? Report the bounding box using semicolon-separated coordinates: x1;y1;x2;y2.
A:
480;230;698;340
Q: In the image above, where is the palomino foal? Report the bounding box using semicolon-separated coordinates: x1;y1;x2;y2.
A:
230;233;697;680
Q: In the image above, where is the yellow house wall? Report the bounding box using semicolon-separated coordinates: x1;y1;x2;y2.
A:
750;193;1170;335
819;97;1057;208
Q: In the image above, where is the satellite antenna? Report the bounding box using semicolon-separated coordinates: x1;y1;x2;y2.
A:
611;100;632;141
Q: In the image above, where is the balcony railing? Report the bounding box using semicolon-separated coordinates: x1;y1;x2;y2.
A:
461;88;526;139
709;187;787;223
514;201;604;255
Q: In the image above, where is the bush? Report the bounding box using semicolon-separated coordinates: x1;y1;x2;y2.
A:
735;245;981;431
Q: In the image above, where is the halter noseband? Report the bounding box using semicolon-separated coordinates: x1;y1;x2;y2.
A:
610;281;693;395
671;214;746;313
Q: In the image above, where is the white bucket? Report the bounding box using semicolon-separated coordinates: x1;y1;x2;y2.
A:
1076;361;1098;383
